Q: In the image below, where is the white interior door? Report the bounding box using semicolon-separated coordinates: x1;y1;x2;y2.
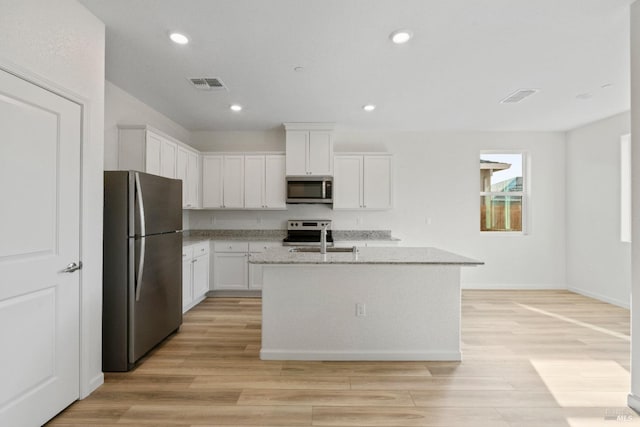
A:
0;69;81;426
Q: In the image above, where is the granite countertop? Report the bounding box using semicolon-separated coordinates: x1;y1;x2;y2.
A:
182;229;400;245
249;247;483;265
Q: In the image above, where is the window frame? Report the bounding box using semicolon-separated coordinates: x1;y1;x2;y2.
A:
480;150;529;235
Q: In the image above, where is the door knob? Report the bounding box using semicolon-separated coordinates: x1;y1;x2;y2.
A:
60;262;82;273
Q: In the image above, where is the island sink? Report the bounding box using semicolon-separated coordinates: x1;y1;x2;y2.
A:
289;247;357;253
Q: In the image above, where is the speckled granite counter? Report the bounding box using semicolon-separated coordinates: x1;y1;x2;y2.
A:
182;229;400;245
250;247;481;265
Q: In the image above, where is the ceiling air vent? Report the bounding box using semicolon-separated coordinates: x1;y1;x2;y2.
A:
188;77;227;91
500;88;539;104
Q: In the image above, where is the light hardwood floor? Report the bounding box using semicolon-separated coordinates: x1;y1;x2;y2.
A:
48;290;637;426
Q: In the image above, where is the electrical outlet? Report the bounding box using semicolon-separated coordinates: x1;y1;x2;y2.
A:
356;303;366;317
356;217;362;225
425;217;432;225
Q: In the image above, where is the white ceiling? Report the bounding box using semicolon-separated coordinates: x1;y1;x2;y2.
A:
79;0;631;132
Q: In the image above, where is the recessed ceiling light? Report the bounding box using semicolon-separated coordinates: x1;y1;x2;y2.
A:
169;32;189;45
230;104;243;112
363;104;376;112
390;30;413;44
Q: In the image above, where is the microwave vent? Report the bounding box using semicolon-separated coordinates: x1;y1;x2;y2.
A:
500;88;539;104
188;78;227;91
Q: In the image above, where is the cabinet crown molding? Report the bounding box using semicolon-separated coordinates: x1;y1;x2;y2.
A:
283;122;336;131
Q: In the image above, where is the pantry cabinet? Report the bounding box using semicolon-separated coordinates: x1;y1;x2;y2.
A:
333;154;393;210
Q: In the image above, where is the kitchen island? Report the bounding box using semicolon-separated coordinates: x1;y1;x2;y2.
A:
250;247;482;361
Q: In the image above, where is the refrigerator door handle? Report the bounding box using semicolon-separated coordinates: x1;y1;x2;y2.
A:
135;236;146;302
134;172;146;237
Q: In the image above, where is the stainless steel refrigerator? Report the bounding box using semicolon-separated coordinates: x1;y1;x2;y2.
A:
103;171;183;371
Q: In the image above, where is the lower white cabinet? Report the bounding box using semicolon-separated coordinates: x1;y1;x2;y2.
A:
212;241;281;291
182;241;210;312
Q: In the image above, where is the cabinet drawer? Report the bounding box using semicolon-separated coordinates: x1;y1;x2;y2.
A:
192;241;210;256
182;246;193;259
214;241;249;252
249;241;282;253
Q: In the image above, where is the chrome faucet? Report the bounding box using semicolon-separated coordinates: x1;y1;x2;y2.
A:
320;223;328;254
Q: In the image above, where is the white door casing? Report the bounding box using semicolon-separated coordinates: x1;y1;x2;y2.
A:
0;69;81;425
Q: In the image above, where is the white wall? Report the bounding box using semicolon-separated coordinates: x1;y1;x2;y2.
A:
566;112;631;307
0;0;105;397
104;80;191;169
628;0;640;412
188;130;567;289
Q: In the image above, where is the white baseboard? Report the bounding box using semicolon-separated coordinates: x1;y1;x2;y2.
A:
462;282;566;290
568;286;629;309
208;290;262;297
80;372;104;399
260;349;461;361
628;393;640;413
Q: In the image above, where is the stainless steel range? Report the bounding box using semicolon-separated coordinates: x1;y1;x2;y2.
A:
282;220;334;246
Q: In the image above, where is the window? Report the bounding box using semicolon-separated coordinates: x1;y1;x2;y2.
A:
480;152;526;232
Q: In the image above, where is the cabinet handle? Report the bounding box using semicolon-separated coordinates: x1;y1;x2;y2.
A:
192;259;197;263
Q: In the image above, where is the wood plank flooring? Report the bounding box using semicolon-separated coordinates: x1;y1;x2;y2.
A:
47;290;638;426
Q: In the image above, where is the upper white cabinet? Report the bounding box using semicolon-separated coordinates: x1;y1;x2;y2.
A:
176;146;200;209
284;123;334;176
202;153;286;210
223;155;245;209
202;155;224;208
333;154;393;210
245;155;287;209
118;126;179;179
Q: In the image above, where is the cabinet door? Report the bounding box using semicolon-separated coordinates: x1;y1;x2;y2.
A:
160;139;177;178
248;263;263;290
223;155;245;208
202;155;223;208
308;131;333;175
363;155;392;209
145;132;162;176
192;254;209;298
333;156;363;209
186;151;199;208
176;147;189;207
264;155;286;208
244;155;265;208
285;131;308;175
182;258;192;312
213;252;248;290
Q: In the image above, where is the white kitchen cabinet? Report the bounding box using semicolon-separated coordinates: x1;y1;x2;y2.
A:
265;155;287;208
212;241;281;291
213;241;250;290
177;147;200;209
284;123;334;176
333;154;393;210
202;155;223;208
244;155;286;209
117;125;187;180
249;242;282;290
223;155;245;208
182;242;210;312
203;153;285;210
244;155;265;208
333;156;363;209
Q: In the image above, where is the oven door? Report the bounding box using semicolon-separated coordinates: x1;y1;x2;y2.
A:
286;178;332;203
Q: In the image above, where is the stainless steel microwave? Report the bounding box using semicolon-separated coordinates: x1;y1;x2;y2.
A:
286;177;333;204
